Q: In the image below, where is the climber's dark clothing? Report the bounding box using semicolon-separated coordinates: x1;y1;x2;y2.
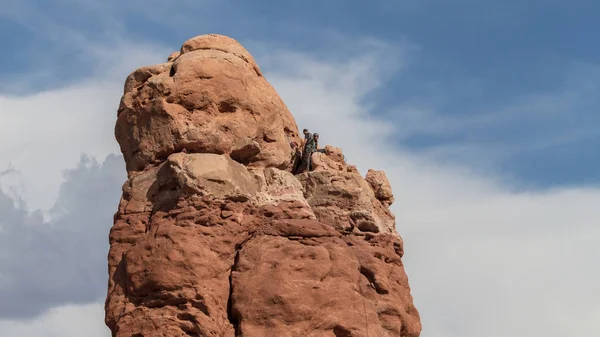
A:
302;134;318;171
291;147;302;174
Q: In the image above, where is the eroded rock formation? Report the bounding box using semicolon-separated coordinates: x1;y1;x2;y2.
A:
106;34;421;337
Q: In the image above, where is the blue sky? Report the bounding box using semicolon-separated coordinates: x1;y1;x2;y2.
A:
2;0;598;188
1;1;599;337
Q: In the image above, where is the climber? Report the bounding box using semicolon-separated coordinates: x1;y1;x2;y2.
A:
313;133;326;153
302;131;320;171
301;129;311;148
299;129;312;170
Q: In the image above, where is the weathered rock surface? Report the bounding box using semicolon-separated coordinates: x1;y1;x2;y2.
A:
115;34;301;174
106;34;421;337
310;146;347;172
365;170;395;207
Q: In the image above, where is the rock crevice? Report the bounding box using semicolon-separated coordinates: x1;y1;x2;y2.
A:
226;244;243;337
106;34;421;337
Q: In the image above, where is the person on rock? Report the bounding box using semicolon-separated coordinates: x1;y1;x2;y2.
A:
299;129;312;170
302;131;321;172
299;129;310;165
313;133;326;154
301;129;311;149
297;129;326;172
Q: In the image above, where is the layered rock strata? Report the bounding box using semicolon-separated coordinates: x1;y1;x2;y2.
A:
106;34;421;337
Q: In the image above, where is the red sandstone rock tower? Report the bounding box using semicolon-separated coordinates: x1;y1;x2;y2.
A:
106;34;421;337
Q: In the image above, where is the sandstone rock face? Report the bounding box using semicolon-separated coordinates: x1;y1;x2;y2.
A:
311;146;347;172
365;169;395;207
106;34;421;337
115;34;301;175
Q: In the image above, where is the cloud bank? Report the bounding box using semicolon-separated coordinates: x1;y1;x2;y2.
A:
0;42;168;211
0;155;124;320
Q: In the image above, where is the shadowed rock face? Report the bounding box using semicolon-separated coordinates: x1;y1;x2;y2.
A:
106;34;421;337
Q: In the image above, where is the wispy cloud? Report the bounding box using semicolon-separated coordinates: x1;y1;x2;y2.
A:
377;60;600;184
0;0;194;93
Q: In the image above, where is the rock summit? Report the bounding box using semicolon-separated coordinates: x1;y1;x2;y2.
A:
106;34;421;337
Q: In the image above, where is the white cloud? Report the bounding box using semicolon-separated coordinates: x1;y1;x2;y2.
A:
0;302;109;337
0;155;124;319
0;42;169;211
0;37;598;337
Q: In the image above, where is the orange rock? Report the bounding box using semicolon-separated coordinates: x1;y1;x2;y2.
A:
106;34;421;337
115;34;301;175
311;145;347;172
167;51;181;62
366;169;395;207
